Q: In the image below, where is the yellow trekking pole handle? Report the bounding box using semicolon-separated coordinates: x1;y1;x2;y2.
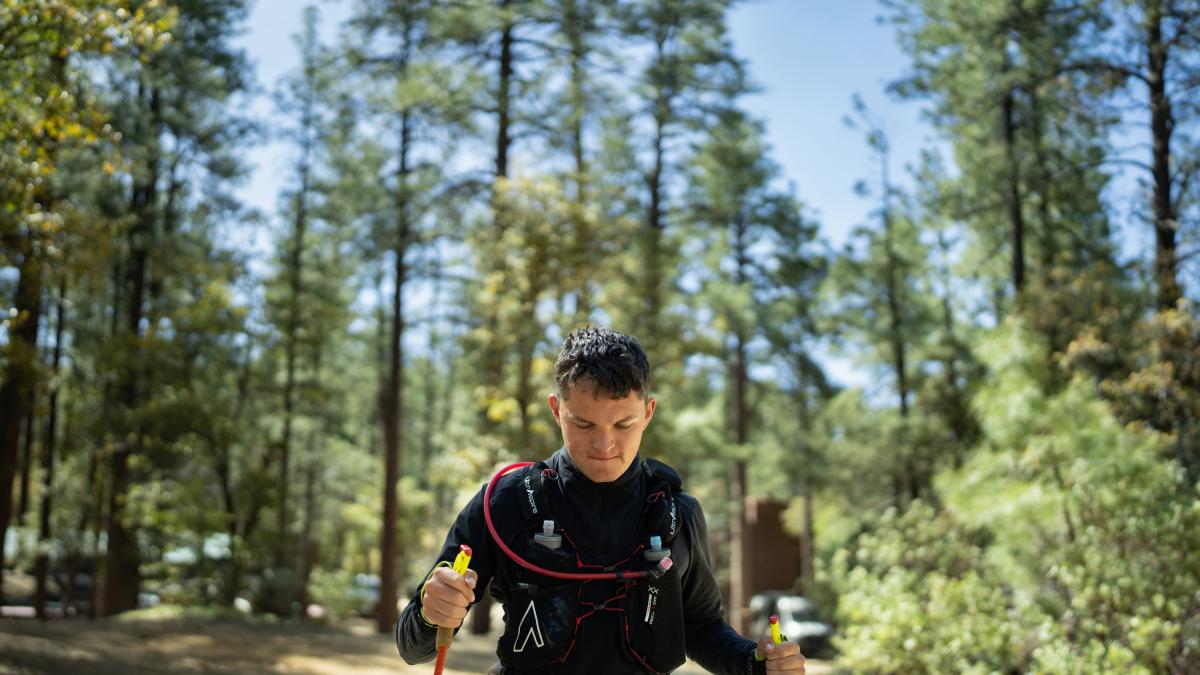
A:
435;545;473;650
757;614;787;662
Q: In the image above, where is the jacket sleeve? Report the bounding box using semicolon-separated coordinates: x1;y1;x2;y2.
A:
678;494;765;675
396;483;499;665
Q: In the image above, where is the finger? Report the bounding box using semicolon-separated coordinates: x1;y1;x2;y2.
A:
425;584;470;610
432;566;476;604
758;632;804;667
422;595;469;626
464;568;479;591
764;645;805;671
754;635;769;661
424;592;468;616
756;631;777;659
764;656;806;672
768;642;802;659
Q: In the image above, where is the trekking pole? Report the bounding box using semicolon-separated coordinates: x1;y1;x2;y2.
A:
758;614;788;664
433;544;473;675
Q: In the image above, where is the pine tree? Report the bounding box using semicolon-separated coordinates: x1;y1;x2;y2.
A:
686;97;827;630
258;4;359;613
614;0;738;358
344;0;479;632
825;100;936;504
887;0;1120;308
94;0;254;616
0;0;171;606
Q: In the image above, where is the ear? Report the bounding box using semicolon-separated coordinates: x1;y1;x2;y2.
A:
643;397;656;427
548;392;563;424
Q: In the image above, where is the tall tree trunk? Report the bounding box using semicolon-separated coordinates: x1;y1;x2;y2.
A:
515;253;546;453
0;246;44;604
879;144;916;502
17;407;36;530
730;340;749;635
496;0;514;180
278;101;314;573
0;41;65;602
100;83;161;617
643;97;668;353
1002;85;1026;295
729;223;751;634
67;428;97;618
1145;0;1180;310
882;203;908;416
420;277;440;486
1028;88;1056;279
472;3;517;636
376;60;413;632
800;488;815;596
565;0;592;323
299;447;319;612
794;359;815;596
33;274;66;620
218;340;254;604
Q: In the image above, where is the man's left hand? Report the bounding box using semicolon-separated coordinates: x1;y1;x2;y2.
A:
756;632;806;672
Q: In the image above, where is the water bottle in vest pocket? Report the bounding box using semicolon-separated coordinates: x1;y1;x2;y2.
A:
498;581;580;669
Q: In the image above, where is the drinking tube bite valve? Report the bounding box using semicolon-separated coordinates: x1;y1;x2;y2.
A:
650;556;673;580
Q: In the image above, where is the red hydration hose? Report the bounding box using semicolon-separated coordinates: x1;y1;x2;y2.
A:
483;461;654;581
438;462;667;673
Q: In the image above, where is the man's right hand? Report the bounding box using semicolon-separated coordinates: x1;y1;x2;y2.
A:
420;565;478;628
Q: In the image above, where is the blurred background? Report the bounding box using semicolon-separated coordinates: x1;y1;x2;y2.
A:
1;0;1199;673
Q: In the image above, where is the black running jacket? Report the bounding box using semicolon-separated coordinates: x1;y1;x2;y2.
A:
395;449;763;674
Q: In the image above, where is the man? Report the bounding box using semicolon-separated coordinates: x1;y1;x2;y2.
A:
397;327;805;673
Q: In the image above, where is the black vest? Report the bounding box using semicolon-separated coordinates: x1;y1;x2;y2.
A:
493;459;689;674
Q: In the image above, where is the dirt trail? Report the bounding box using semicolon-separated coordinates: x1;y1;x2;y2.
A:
0;615;829;674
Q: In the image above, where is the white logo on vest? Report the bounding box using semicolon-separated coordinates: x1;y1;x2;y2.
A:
644;585;659;624
513;600;545;652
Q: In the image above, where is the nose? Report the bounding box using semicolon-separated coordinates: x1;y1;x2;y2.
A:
591;431;614;451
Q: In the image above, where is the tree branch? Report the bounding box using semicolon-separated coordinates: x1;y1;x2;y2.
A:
1058;59;1150;87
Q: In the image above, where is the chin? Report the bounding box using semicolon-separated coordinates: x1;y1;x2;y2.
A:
590;469;620;483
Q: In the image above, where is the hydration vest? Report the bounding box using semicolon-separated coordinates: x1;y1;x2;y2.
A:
494;459;689;674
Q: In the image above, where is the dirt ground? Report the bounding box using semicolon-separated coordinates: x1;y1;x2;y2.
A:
0;613;830;674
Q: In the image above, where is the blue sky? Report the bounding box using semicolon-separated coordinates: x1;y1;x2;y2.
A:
727;0;931;246
230;0;937;388
234;0;930;249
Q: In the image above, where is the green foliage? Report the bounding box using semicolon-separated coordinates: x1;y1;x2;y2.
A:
7;8;1199;672
306;568;362;621
886;0;1118;302
831;502;1025;675
831;319;1200;673
1070;308;1200;478
0;0;172;239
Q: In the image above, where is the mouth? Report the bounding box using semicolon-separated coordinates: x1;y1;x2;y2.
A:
588;455;619;462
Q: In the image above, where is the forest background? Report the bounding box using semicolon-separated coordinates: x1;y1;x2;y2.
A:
1;1;1199;673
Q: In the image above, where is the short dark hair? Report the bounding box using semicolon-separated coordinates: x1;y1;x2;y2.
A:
554;327;651;400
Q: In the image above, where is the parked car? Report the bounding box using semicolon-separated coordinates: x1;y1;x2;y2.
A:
748;592;833;658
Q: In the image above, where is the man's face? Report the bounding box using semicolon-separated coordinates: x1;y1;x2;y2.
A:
548;384;656;483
